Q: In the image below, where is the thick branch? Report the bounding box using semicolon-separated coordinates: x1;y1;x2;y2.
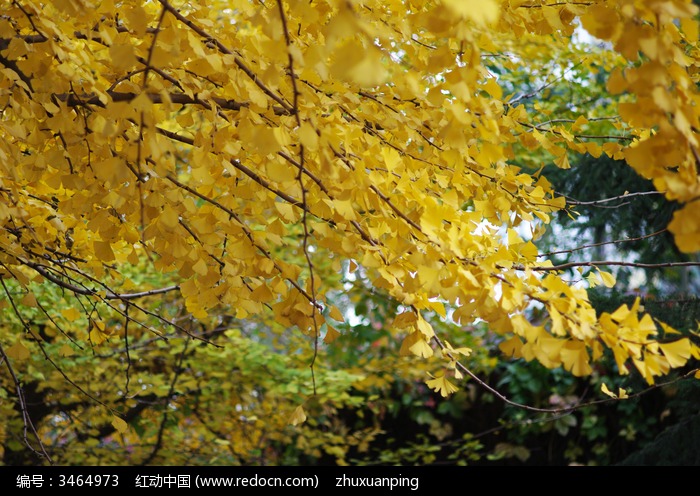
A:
0;52;34;91
55;90;245;111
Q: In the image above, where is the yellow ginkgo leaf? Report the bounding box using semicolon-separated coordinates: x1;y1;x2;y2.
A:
400;331;434;358
20;292;37;307
58;344;75;357
454;346;472;357
323;325;341;344
499;336;523;358
601;382;617;398
560;341;592;377
288;405;307;426
6;342;31;360
61;307;82;321
328;305;345;322
89;320;110;346
94;240;115;262
425;372;459;397
416;316;435;339
658;338;692;368
112;415;128;434
442;0;499;25
597;269;616;288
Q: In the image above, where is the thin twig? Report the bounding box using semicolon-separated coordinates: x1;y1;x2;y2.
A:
140;339;190;465
0;279;52;464
434;333;700;414
530;260;700;271
538;229;668;257
277;0;319;394
565;190;664;206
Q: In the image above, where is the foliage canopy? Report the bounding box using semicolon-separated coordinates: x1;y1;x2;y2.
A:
1;0;699;465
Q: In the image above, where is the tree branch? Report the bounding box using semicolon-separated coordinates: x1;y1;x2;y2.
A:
538;229;668;257
54;90;249;112
140;339;190;465
0;278;52;464
565;190;665;206
0;52;34;91
531;260;700;272
22;260;179;300
518;120;635;141
157;0;294;114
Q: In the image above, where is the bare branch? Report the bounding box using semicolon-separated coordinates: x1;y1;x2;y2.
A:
531;260;700;272
566;190;665;206
508;62;584;106
141;339;190;465
538;229;668;257
435;334;700;415
518;120;635;141
433;334;580;414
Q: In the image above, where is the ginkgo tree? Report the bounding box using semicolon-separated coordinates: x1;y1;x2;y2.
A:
1;0;700;465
